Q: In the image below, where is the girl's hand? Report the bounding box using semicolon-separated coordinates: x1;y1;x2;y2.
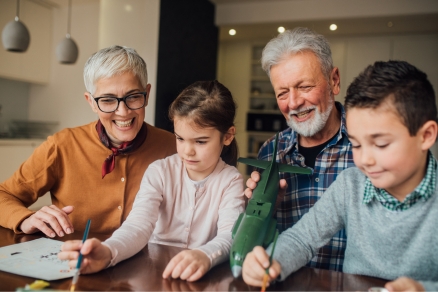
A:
242;246;281;287
385;277;425;292
58;238;112;274
162;249;211;282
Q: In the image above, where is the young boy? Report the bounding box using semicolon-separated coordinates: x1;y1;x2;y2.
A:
242;60;438;291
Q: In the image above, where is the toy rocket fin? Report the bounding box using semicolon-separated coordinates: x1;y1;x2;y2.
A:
237;158;270;169
278;164;312;174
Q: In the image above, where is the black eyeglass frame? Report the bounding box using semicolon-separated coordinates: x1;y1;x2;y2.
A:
91;92;148;113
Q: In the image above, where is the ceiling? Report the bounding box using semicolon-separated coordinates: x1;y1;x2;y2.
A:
217;13;438;42
31;0;438;42
210;0;438;42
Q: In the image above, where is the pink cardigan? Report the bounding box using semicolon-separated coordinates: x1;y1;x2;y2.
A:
103;153;245;268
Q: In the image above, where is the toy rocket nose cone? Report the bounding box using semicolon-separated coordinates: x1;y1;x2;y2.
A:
231;265;242;278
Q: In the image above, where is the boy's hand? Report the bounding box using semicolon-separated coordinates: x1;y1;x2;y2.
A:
58;238;112;274
162;249;211;282
242;246;281;287
385;276;425;292
20;205;74;238
244;171;287;210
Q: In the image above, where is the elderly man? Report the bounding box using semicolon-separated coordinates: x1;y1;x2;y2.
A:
0;46;176;236
245;27;354;271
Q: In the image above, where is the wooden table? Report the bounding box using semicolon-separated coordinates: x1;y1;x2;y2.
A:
0;227;386;291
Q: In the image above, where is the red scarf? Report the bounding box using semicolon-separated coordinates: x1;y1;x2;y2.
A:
96;120;147;178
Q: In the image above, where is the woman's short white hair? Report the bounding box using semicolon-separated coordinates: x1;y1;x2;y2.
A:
261;27;334;81
83;45;148;95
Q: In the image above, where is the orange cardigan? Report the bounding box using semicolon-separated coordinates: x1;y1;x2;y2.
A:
0;121;176;234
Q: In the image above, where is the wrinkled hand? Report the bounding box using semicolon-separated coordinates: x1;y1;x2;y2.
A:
58;238;112;274
20;205;74;237
242;246;281;287
385;276;425;292
162;249;211;282
244;171;287;210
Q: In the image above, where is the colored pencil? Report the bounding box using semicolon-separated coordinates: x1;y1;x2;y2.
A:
261;230;279;292
70;219;91;292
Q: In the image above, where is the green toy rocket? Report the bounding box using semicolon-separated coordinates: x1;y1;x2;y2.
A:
230;133;312;278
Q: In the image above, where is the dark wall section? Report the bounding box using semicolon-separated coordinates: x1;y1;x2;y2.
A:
155;0;218;132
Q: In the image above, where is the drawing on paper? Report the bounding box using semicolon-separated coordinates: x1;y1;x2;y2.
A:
0;238;75;281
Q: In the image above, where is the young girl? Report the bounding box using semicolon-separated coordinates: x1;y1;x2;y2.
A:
59;80;245;282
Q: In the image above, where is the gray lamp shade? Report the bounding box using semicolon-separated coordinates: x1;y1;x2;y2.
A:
2;18;30;52
56;36;78;64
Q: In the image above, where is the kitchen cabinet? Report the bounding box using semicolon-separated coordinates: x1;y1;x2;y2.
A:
0;139;51;210
0;1;52;84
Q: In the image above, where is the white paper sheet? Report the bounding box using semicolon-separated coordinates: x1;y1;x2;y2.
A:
0;238;75;281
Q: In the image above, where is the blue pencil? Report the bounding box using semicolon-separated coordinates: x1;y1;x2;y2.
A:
70;219;91;292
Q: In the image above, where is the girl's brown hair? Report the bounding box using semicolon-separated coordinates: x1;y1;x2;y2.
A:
169;80;238;166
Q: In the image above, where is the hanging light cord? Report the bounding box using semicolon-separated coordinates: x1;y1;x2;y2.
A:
15;0;20;21
67;0;72;38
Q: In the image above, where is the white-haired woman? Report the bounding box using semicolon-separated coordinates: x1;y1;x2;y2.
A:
0;46;176;235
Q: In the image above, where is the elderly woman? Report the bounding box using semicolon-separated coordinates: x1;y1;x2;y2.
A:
0;46;176;235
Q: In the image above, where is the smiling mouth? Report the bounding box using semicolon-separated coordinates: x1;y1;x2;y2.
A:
114;118;134;127
366;170;383;177
293;109;313;119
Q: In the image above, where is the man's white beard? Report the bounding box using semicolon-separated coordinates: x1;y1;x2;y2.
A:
287;99;334;137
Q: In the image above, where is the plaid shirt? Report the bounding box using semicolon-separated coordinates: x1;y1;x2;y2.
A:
258;102;354;271
363;152;437;211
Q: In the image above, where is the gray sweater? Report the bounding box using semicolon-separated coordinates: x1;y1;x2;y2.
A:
272;167;438;291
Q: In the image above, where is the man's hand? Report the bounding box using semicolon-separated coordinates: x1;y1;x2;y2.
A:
242;246;281;287
162;249;211;282
58;238;112;274
244;171;287;209
385;276;425;292
20;205;74;237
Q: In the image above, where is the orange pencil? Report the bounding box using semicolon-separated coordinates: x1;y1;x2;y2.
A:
261;273;270;292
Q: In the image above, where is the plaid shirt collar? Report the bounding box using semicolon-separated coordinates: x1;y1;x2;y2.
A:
280;102;349;156
363;152;437;211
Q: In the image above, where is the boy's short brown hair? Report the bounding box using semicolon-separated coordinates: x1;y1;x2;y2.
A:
345;60;437;136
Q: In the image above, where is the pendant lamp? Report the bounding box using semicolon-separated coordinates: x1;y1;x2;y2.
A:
1;0;31;52
56;0;78;64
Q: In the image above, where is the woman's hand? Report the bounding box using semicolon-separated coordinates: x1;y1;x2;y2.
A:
58;238;112;274
162;249;211;282
20;205;74;237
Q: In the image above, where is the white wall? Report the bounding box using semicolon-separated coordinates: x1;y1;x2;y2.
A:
27;0;161;130
28;0;100;130
0;0;52;84
327;34;438;104
99;0;161;125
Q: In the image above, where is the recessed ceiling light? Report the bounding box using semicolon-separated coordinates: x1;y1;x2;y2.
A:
278;26;285;33
330;24;337;31
387;21;393;28
229;29;236;36
125;5;132;12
